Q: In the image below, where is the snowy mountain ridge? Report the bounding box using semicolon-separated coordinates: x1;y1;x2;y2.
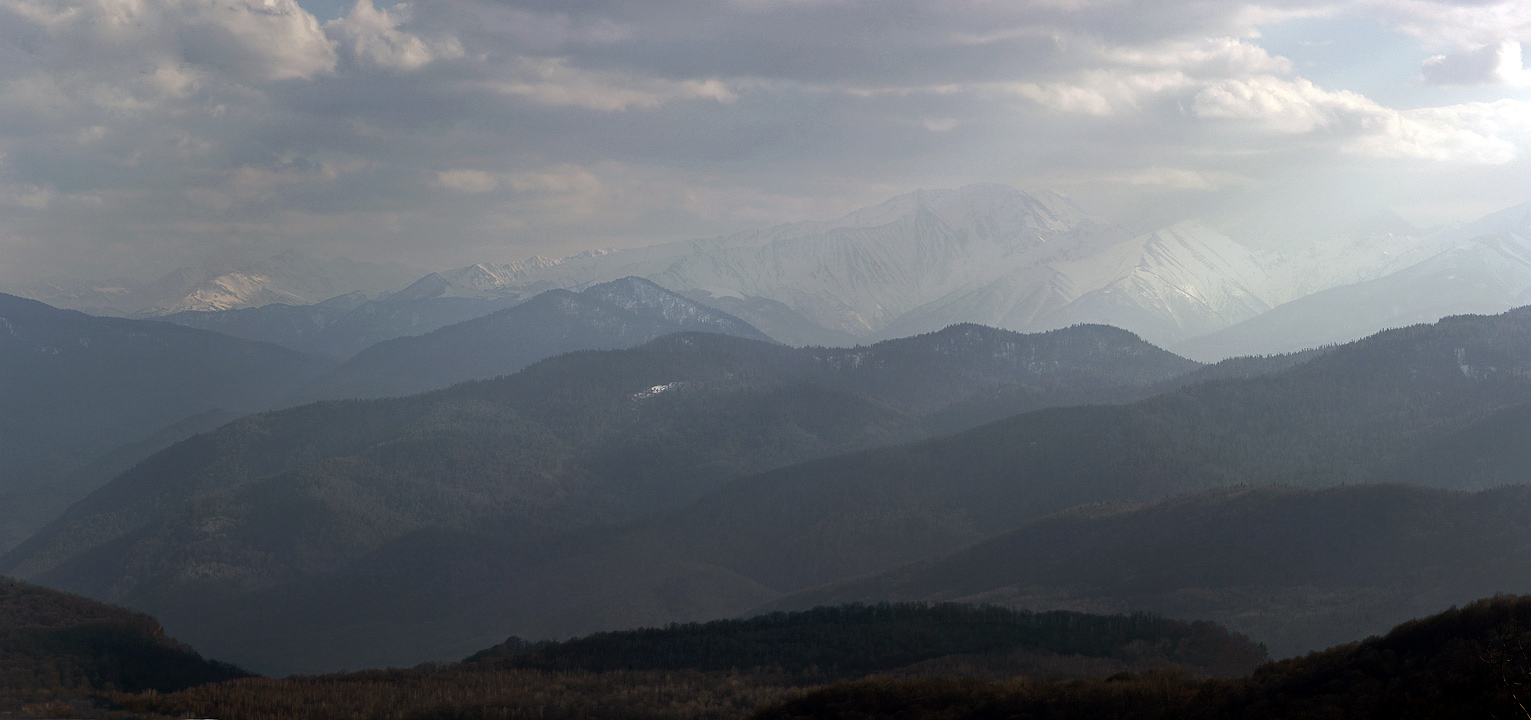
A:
431;185;1306;346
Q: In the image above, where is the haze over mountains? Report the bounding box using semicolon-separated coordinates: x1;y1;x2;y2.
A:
20;250;421;319
16;184;1520;368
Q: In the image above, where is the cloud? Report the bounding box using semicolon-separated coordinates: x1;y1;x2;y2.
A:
490;57;737;111
1364;0;1531;51
1104;167;1260;190
326;0;463;71
1003;37;1286;116
1421;41;1531;86
436;169;498;193
1194;76;1377;133
1195;75;1531;163
1009;71;1193;116
3;0;1531;287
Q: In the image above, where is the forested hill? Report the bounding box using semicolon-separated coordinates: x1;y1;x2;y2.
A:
467;603;1266;680
764;483;1531;657
0;575;247;696
0;292;330;551
295;276;776;401
0;322;1197;672
757;595;1531;720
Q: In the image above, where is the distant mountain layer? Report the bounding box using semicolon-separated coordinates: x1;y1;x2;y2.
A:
161;291;523;360
0;576;247;696
0;323;1198;674
293;277;776;400
17;250;421;318
413;184;1512;350
417;186;1287;347
0;293;329;551
1177;218;1531;360
764;483;1531;658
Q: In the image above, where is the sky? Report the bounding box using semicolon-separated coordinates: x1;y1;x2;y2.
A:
2;0;1531;286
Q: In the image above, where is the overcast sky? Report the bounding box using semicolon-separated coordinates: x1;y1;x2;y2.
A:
2;0;1531;285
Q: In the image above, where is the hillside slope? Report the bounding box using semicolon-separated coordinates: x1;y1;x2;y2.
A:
0;293;330;550
0;576;246;697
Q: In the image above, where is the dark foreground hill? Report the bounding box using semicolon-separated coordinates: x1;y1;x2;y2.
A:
296;277;777;400
1;323;1197;673
0;576;246;698
0;293;330;551
765;484;1531;657
468;603;1266;680
105;597;1531;720
116;603;1261;720
759;595;1531;720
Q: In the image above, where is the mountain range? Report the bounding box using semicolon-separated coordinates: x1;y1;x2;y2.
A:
6;302;1530;673
399;186;1531;355
0;321;1200;673
99;186;1531;368
44;305;1531;673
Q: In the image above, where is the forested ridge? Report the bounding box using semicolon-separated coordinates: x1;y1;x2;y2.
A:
0;576;247;701
758;595;1531;720
44;596;1531;720
765;483;1531;656
467;603;1266;679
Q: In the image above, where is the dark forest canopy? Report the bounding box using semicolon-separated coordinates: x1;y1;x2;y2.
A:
103;596;1531;720
0;576;247;697
758;595;1531;720
467;603;1267;680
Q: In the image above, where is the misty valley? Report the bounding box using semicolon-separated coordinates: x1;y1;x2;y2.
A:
5;184;1531;719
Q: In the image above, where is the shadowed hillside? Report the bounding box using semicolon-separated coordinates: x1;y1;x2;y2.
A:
0;576;247;698
0;293;330;551
763;484;1531;657
757;595;1531;720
